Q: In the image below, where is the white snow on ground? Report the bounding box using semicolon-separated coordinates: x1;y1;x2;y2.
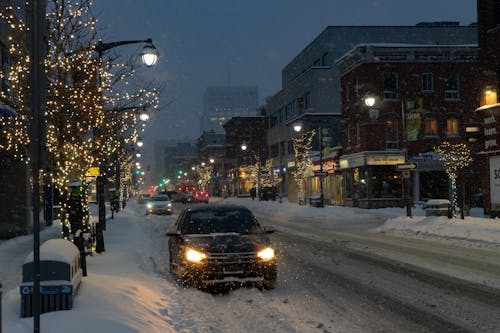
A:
1;197;499;332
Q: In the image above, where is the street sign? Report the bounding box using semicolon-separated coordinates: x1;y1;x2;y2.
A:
396;163;417;171
314;172;329;177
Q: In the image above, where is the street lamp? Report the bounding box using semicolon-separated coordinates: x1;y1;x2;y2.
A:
363;92;411;217
136;138;144;147
94;38;159;254
293;122;324;207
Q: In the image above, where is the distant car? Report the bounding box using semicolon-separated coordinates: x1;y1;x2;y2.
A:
166;190;191;204
166;204;277;289
193;190;210;203
146;195;173;215
137;193;151;204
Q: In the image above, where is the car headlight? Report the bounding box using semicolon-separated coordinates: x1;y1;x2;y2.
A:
168;202;172;207
185;248;207;263
257;247;275;261
147;203;153;209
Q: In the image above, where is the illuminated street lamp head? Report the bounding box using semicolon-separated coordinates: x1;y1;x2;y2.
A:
136;137;144;147
209;158;215;164
136;153;141;158
139;111;149;122
364;95;376;107
293;122;303;133
241;143;248;151
140;42;159;67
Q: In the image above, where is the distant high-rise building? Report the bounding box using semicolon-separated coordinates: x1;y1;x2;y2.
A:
200;86;259;134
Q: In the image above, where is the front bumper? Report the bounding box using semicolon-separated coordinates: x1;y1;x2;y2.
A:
179;257;277;284
147;207;173;215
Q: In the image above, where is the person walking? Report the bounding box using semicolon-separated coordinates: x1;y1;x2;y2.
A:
250;186;256;200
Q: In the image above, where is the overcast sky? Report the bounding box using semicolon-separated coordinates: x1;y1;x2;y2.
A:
92;0;477;149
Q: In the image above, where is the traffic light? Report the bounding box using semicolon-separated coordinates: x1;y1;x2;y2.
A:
135;169;140;175
178;169;183;175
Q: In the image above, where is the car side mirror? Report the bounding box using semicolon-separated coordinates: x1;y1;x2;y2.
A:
165;227;180;237
263;225;275;234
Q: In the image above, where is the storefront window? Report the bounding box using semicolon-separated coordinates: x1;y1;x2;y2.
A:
371;166;402;198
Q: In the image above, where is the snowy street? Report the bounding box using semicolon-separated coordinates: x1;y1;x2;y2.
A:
1;197;500;332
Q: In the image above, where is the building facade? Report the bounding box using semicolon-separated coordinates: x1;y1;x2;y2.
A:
223;116;267;197
200;86;259;134
265;22;477;205
337;44;481;208
471;0;500;216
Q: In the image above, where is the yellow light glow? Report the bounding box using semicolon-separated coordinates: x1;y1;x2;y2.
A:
185;248;207;263
257;247;275;261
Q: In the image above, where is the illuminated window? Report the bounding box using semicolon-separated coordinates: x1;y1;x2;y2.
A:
424;118;438;136
446;118;459;137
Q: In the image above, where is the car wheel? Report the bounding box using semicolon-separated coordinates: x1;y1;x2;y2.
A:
263;271;277;290
263;277;277;290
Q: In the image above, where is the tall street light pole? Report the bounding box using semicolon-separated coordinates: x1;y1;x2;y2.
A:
28;1;47;331
94;38;159;254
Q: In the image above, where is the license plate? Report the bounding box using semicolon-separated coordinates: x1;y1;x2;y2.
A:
223;264;243;273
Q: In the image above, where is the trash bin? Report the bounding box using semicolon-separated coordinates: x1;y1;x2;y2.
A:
425;199;451;217
309;196;323;207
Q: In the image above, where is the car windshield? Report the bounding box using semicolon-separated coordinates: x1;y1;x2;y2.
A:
181;208;263;235
151;195;169;202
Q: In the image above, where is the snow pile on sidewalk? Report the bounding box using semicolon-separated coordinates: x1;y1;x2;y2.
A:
377;214;500;246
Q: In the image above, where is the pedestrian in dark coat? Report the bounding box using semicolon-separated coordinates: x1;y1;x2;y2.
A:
250;187;256;200
73;229;87;276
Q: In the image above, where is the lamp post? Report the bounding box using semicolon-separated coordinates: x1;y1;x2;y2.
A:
94;38;159;254
241;143;261;200
363;93;411;217
293;122;324;207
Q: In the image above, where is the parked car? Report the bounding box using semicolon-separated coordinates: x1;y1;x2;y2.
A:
193;190;210;203
137;193;151;204
146;195;173;215
166;190;192;204
166;204;277;289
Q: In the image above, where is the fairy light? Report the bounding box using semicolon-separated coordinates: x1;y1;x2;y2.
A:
434;141;473;217
292;129;316;205
2;1;160;236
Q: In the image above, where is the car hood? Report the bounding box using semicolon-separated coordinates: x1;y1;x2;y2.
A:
182;233;270;253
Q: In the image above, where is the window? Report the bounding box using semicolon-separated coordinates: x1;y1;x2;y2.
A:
421;73;434;92
446;118;459;137
356;121;360;144
424;118;438;136
445;72;460;100
321;52;329;66
386;120;399;149
383;72;398;99
304;92;311;109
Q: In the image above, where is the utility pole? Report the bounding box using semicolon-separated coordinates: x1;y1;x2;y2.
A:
28;1;47;331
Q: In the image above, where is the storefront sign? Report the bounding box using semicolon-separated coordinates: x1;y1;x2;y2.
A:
483;114;498;151
366;155;404;165
490;156;500;211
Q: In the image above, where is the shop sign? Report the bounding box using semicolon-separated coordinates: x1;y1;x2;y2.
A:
490;156;500;211
366;155;404;165
484;114;498;151
86;167;100;176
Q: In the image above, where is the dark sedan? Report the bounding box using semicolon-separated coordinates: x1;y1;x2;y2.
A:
166;204;277;289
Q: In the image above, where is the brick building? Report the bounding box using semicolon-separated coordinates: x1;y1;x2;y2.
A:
223;116;267;197
337;44;481;208
472;0;500;216
265;22;477;204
